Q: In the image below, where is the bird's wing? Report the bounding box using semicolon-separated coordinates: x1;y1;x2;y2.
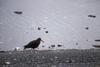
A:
30;40;36;45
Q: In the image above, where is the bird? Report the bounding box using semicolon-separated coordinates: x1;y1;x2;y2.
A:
24;38;44;50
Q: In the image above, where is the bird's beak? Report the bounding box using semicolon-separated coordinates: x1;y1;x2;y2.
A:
41;39;44;43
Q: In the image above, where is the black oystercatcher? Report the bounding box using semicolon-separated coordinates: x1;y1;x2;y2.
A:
24;38;44;50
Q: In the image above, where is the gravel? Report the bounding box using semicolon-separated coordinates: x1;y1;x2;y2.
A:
0;49;100;67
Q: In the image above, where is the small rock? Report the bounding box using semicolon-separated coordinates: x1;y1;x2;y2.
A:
5;61;11;65
57;44;62;47
35;51;38;54
76;43;78;45
50;58;53;61
54;56;58;59
88;15;96;18
43;28;46;29
48;47;51;48
13;58;17;60
8;52;12;54
51;45;55;47
65;59;72;63
85;27;89;30
42;56;45;59
71;59;75;63
42;45;45;47
95;39;100;42
14;11;23;15
86;40;88;41
13;47;21;51
45;31;48;33
0;51;5;53
38;27;41;30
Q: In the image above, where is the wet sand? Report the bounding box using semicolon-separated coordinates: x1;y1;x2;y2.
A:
0;49;100;67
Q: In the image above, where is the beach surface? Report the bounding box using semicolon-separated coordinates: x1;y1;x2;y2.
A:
0;49;100;67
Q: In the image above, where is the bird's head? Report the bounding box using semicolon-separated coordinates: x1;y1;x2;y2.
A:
37;38;44;43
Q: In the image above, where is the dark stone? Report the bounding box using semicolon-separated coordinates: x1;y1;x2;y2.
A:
57;45;62;47
43;28;46;29
85;27;89;30
48;47;51;48
92;45;100;48
86;40;88;41
14;11;23;15
0;51;5;53
95;39;100;42
76;43;78;45
65;59;72;63
88;15;96;18
42;45;45;47
38;27;41;30
51;45;55;47
45;31;48;33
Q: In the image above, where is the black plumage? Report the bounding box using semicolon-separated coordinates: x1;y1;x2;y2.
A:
24;38;43;49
